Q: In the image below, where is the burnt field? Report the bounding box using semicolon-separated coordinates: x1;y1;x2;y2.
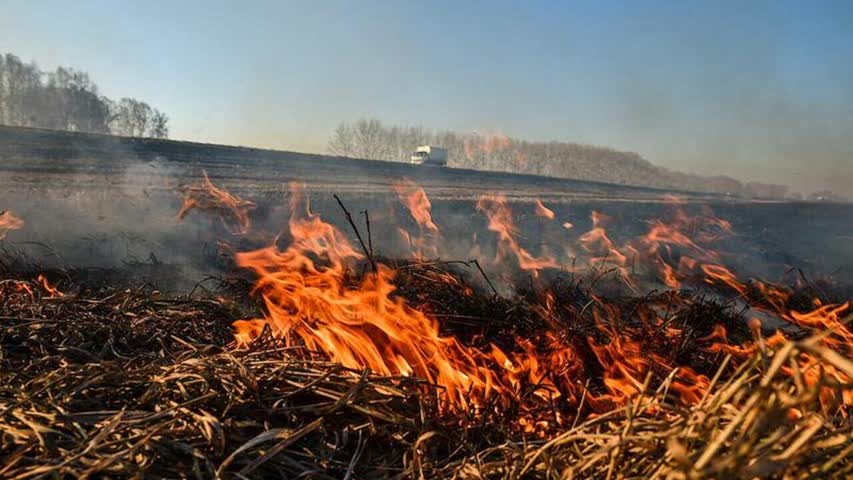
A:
1;125;851;285
1;127;852;478
0;125;727;201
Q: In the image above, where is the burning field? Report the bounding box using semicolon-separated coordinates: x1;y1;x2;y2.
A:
0;175;851;479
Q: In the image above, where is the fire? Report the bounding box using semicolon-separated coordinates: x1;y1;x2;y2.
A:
578;211;632;281
567;199;739;292
786;302;852;351
476;194;558;275
702;264;748;296
0;210;24;240
0;279;35;297
789;352;853;411
661;262;681;289
36;274;65;297
178;171;256;235
393;180;440;233
236;187;500;409
533;200;555;220
232;186;736;418
175;175;850;425
393;179;441;257
236;187;589;413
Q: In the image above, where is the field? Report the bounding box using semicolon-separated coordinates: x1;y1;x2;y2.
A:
0;125;728;201
1;126;851;478
1;125;850;283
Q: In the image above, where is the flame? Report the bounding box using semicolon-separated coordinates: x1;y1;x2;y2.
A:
533;200;555;220
235;187;501;409
16;282;34;297
0;210;24;240
232;186;744;419
178;171;256;235
558;199;737;290
477;195;558;275
702;264;748;296
393;179;441;257
578;211;631;279
393;180;439;233
234;187;605;415
0;279;35;297
630;201;732;289
786;302;852;351
661;262;681;289
168;175;850;426
782;349;852;412
37;274;65;297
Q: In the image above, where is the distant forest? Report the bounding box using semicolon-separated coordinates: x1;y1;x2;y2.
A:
329;118;798;199
0;53;168;138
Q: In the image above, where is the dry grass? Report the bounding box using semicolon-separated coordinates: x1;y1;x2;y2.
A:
438;338;852;479
0;270;850;479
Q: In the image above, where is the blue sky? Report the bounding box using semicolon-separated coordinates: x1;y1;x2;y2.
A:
2;0;852;195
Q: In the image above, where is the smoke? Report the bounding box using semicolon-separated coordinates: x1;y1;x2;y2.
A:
1;124;850;294
0;154;217;289
3;171;852;293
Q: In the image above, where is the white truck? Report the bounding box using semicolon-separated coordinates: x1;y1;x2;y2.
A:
410;145;448;167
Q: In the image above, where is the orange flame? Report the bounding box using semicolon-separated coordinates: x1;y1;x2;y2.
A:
578;211;631;280
477;195;558;275
0;210;24;240
236;188;501;409
177;175;850;425
393;179;441;257
702;264;748;296
178;171;256;235
37;274;65;297
533;200;555;220
233;186;767;420
786;302;851;350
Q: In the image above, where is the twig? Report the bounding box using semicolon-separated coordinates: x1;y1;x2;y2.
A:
334;194;377;274
361;210;374;260
471;259;499;297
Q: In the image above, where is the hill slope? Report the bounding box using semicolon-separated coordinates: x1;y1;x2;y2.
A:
0;125;732;203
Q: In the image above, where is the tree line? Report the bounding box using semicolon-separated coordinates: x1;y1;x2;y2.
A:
0;53;168;138
328;118;797;199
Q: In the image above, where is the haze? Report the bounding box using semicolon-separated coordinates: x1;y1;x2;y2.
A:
2;0;851;196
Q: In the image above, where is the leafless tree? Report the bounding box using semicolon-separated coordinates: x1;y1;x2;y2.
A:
0;52;169;138
328;123;355;156
327;118;796;199
148;110;169;139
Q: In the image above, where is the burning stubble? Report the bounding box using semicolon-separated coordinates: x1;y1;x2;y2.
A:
2;171;851;477
175;175;851;420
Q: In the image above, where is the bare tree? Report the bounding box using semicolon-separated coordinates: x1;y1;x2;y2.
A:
351;118;389;160
0;54;41;126
328;123;355;156
45;67;111;133
147;110;169;138
110;98;154;137
0;52;169;138
326;118;795;199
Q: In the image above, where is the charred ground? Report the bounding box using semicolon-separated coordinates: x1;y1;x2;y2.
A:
1;126;851;478
1;125;851;286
